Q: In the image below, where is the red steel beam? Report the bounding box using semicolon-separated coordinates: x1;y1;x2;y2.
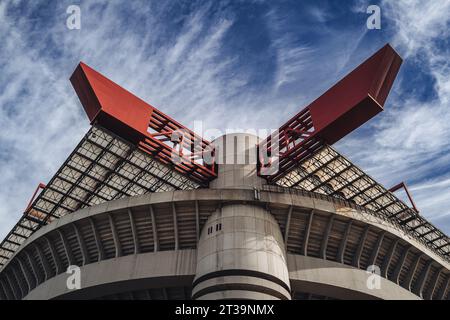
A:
389;181;419;213
70;62;216;186
260;43;403;182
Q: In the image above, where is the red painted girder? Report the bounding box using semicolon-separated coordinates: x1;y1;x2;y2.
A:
260;44;403;182
70;62;216;186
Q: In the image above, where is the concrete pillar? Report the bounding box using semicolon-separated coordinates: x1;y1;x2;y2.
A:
192;204;291;300
209;133;265;190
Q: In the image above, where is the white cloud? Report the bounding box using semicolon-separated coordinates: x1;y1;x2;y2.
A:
338;1;450;230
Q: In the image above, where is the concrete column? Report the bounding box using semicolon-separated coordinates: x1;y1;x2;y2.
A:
192;204;291;300
209;133;265;190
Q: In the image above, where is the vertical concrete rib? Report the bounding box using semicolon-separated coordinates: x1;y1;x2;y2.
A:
0;279;13;300
426;268;443;300
414;260;433;297
24;250;40;285
302;210;314;256
128;208;140;254
43;236;62;275
284;206;293;246
195;200;200;241
17;258;32;292
89;217;104;261
381;239;399;278
437;275;450;300
73;223;90;265
405;253;422;291
34;243;52;280
2;272;16;300
57;229;75;266
108;213;122;258
393;246;411;284
368;231;385;267
337;220;352;263
4;272;19;300
353;225;370;269
172;203;179;250
320;215;334;259
149;205;159;252
11;267;25;299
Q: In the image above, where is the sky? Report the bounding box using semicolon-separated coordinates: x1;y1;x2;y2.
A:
0;0;449;239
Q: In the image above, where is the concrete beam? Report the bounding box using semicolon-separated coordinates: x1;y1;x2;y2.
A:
368;231;386;267
302;210;314;256
288;254;419;300
284;206;293;246
43;236;61;275
172;203;179;250
24;249;197;300
24;250;40;285
149;205;159;252
405;254;422;291
337;220;352;263
353;225;370;269
195;201;200;241
89;218;104;261
57;229;75;266
108;214;122;258
393;246;411;285
321;215;334;259
381;239;399;278
414;259;433;298
128;208;140;254
73;223;89;265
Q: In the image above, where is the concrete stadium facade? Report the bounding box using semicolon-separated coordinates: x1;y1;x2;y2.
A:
0;134;448;300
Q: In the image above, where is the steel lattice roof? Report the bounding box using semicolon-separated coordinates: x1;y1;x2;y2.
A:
276;145;450;261
0;126;200;268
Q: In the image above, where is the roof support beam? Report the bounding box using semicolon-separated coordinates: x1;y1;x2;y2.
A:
11;267;25;298
24;250;40;285
302;210;314;256
149;205;159;252
73;223;90;265
89;218;104;261
128;209;140;254
172;203;179;250
284;206;293;246
414;259;433;298
405;254;422;291
108;214;122;258
195;201;200;241
57;229;75;266
43;236;62;275
426;267;443;300
4;272;19;300
337;220;352;263
368;231;385;266
381;239;399;278
0;279;13;300
34;243;52;280
393;246;411;285
353;225;370;269
321;215;334;259
17;258;32;293
437;275;450;300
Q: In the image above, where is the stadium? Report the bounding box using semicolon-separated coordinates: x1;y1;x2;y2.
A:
0;44;448;300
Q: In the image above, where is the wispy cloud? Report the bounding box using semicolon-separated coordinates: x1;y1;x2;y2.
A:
338;1;450;229
0;0;449;240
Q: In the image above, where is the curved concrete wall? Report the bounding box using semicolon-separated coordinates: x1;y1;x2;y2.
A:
0;188;449;300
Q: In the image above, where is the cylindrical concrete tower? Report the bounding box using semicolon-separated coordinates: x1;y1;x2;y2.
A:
193;133;291;300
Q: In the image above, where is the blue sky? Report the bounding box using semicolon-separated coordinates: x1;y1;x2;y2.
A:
0;0;449;239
